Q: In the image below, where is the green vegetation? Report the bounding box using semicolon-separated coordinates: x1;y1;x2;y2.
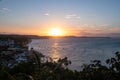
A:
0;51;120;80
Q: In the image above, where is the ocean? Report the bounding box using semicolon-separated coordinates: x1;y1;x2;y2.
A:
28;37;120;71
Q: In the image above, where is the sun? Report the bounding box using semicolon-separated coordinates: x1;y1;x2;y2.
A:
49;28;62;36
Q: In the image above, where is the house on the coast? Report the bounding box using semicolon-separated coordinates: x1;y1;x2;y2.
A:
0;39;14;47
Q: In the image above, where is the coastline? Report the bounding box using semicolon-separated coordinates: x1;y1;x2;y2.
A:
0;35;120;80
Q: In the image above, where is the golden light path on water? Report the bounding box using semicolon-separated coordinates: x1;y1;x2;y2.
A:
50;40;61;62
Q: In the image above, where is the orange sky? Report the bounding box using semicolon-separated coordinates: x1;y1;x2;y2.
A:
0;23;120;37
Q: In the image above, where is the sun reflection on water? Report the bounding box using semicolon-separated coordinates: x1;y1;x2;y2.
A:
50;41;61;62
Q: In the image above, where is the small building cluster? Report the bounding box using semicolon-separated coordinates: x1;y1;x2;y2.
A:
0;39;14;47
0;39;34;68
0;38;51;68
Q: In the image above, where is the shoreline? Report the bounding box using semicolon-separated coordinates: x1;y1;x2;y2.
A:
0;35;120;80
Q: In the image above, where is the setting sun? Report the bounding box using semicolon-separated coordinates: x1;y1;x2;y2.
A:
49;28;62;36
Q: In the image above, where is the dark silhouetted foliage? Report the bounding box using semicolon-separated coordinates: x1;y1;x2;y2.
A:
1;51;120;80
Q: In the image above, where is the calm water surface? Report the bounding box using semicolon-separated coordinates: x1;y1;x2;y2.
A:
28;38;120;70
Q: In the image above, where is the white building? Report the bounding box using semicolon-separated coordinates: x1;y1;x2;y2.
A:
0;39;14;46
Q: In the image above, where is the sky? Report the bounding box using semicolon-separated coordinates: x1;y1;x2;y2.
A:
0;0;120;37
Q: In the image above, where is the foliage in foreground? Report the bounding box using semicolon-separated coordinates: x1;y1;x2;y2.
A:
1;51;120;80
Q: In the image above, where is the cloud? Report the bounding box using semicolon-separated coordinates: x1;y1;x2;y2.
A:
44;13;50;16
109;27;120;33
65;14;80;19
76;16;80;19
2;8;10;11
101;24;109;27
65;14;76;19
0;7;11;13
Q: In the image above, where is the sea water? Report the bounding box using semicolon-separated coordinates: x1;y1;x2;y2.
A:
28;37;120;71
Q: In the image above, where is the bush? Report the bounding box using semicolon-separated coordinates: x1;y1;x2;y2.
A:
1;51;120;80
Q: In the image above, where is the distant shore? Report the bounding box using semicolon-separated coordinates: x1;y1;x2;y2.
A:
0;34;114;39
